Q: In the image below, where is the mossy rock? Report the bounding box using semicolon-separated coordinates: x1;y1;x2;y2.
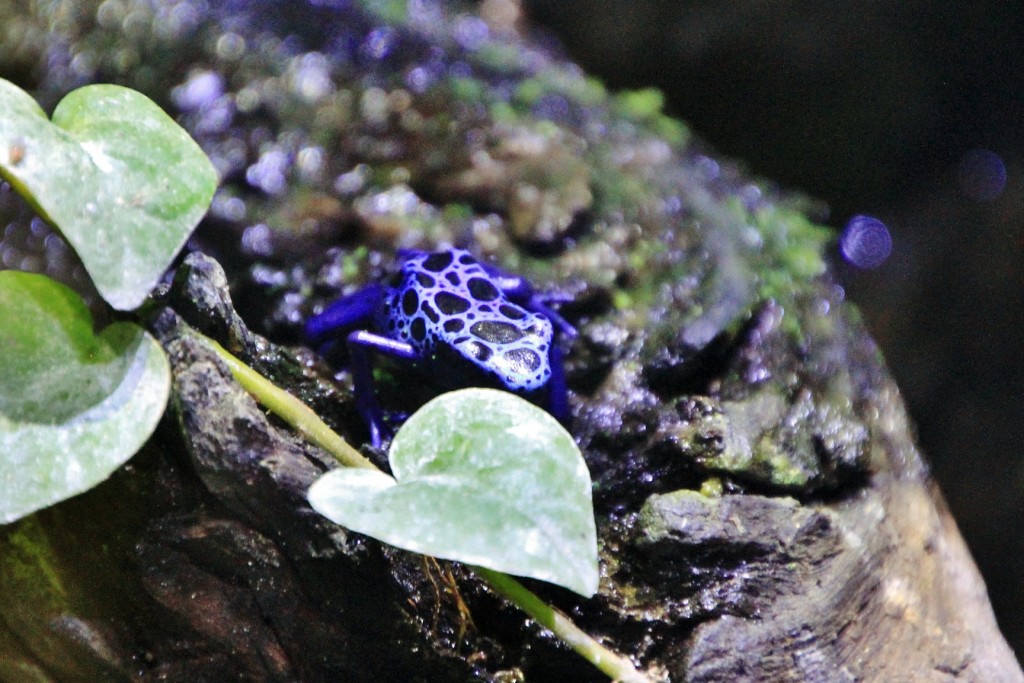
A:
0;1;1018;681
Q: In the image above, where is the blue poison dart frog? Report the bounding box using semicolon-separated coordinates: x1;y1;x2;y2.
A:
305;249;576;446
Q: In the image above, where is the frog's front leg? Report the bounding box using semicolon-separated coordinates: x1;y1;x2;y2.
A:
347;330;417;447
305;282;386;351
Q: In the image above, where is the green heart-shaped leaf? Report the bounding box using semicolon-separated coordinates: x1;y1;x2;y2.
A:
0;79;216;310
308;388;599;596
0;271;171;523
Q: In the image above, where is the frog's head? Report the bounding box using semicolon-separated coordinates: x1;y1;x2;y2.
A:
453;312;554;392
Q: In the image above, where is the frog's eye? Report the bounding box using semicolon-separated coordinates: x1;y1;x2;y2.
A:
470;320;524;344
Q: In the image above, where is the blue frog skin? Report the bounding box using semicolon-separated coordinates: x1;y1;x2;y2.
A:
305;249;574;446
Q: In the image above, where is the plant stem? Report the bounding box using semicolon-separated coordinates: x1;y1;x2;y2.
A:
202;335;653;681
474;567;654;683
203;337;376;470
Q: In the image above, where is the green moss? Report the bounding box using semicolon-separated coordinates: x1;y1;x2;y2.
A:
619;238;677;309
448;75;487;103
577;77;608;107
512;69;608;112
610;88;690;147
587;153;660;216
531;119;561;139
612;289;633;310
490;100;517;124
442;203;474;222
614;88;666;119
358;0;407;24
1;517;68;610
341;246;369;282
473;42;528;75
699;477;724;498
752;435;813;488
754;207;831;278
514;77;546;107
652;115;689;147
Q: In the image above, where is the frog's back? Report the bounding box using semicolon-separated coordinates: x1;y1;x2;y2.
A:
380;249;554;392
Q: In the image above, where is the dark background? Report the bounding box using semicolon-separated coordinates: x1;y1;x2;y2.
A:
523;0;1024;657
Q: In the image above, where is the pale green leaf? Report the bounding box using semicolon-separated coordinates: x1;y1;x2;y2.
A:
0;79;216;310
0;272;170;523
308;388;598;596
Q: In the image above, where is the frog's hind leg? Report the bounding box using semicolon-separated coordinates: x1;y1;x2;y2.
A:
524;294;576;339
546;341;569;422
347;330;417;447
481;264;577;338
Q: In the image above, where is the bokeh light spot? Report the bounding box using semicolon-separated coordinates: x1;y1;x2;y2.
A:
840;215;892;269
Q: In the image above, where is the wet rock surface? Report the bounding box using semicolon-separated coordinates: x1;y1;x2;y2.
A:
1;1;1020;681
